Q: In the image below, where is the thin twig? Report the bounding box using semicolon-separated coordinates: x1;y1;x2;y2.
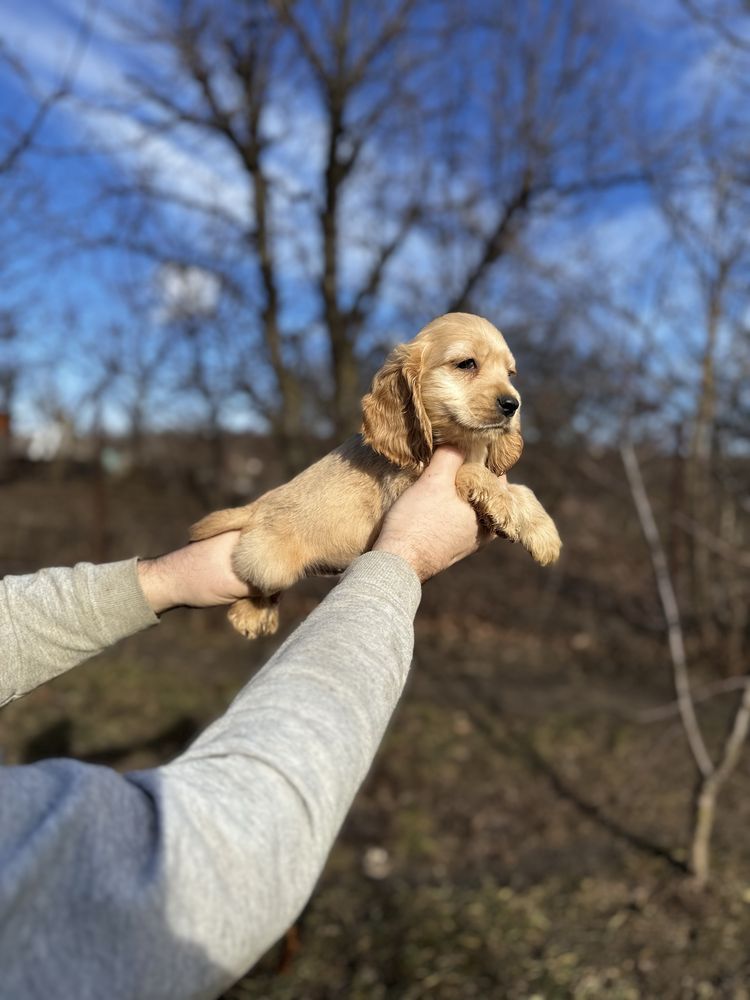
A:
637;675;750;723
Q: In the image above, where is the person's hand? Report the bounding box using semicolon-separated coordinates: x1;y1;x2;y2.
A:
373;446;495;582
137;532;251;614
139;447;496;610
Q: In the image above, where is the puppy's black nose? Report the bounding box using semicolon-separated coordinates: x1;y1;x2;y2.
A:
497;395;519;417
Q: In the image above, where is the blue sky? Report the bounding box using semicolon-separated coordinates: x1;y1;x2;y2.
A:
0;0;747;438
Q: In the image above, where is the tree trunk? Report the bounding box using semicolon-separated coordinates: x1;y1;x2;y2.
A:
690;682;750;887
690;776;717;887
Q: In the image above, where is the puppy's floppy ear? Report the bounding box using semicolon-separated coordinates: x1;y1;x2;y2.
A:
361;344;432;469
487;426;524;476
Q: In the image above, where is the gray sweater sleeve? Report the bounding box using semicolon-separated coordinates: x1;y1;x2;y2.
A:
0;551;422;1000
0;558;159;707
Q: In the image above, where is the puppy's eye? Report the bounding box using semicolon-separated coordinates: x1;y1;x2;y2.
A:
508;369;517;378
456;358;477;370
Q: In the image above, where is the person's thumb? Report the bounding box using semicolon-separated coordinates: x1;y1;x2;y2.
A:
425;445;465;479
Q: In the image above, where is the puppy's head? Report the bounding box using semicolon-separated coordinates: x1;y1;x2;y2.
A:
362;312;523;474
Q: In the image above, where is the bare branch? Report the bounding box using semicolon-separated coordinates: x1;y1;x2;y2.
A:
638;675;750;722
681;0;750;52
0;0;98;174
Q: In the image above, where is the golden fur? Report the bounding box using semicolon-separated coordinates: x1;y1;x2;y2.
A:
190;312;561;638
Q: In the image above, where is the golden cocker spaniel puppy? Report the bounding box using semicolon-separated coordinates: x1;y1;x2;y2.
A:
190;312;561;638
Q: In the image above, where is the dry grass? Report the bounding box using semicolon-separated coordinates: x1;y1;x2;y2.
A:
2;462;750;999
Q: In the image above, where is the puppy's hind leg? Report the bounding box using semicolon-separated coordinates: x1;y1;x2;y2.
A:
231;521;309;595
226;520;309;640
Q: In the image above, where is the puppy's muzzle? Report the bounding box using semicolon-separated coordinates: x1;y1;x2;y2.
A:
497;395;519;417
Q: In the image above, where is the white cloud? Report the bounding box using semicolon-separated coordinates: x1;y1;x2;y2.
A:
155;262;221;321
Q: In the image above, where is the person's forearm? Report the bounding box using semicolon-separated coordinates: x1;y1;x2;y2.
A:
0;559;158;707
0;551;421;999
136;550;422;986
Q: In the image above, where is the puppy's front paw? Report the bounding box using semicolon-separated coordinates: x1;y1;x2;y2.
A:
526;515;562;565
227;596;280;639
507;484;561;566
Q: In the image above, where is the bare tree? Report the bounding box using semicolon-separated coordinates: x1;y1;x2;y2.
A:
643;104;750;667
75;0;430;465
64;0;642;474
0;1;97;469
622;443;750;886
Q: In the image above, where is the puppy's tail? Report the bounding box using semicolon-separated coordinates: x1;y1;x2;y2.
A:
190;505;254;541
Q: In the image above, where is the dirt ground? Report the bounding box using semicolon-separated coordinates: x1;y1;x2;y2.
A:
2;461;750;1000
